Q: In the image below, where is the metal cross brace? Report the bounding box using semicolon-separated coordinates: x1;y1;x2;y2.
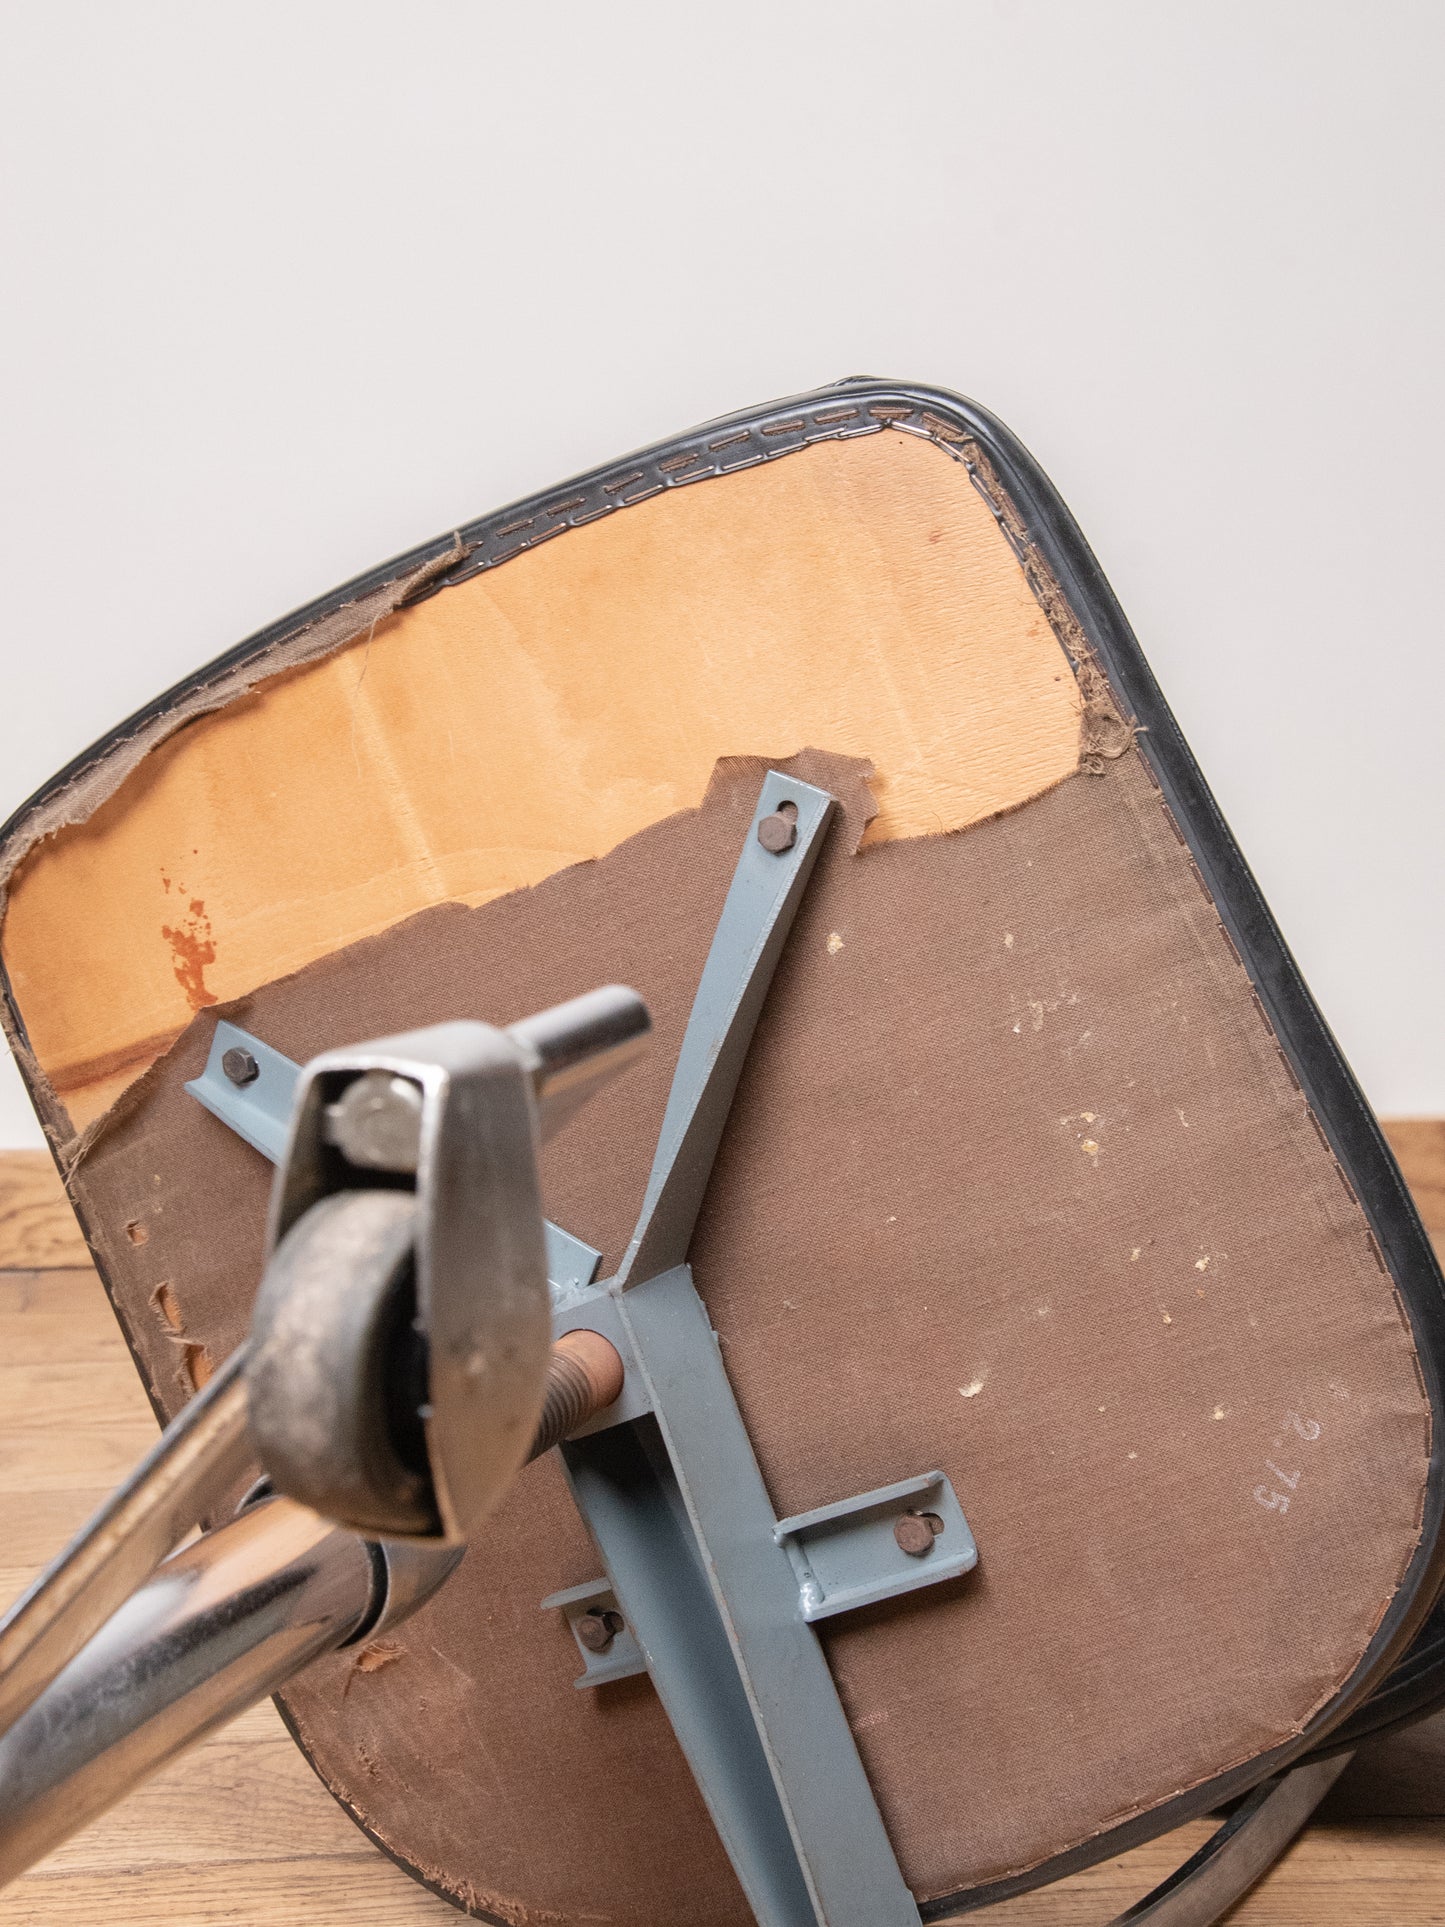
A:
187;771;978;1927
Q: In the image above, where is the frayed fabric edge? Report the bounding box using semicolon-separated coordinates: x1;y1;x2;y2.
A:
0;535;469;911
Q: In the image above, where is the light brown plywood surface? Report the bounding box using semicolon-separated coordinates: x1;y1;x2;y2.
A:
1;430;1085;1131
0;1153;89;1269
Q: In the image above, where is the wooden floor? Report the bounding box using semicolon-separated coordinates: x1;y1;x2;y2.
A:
1;1131;1443;1926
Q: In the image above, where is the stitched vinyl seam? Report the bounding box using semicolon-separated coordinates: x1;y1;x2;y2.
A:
413;404;900;592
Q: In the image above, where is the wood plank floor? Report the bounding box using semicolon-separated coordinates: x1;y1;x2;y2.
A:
0;1130;1442;1925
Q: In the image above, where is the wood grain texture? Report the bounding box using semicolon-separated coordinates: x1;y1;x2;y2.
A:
967;1820;1445;1923
0;1141;1442;1921
0;1154;89;1270
1385;1120;1445;1255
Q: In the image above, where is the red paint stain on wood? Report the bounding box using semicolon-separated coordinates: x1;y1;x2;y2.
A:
160;892;218;1011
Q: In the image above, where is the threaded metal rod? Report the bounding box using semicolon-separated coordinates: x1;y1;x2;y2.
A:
528;1330;625;1461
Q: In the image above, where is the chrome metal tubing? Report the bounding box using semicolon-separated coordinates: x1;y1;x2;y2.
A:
1108;1752;1352;1925
0;1495;376;1886
0;1345;252;1733
508;985;651;1134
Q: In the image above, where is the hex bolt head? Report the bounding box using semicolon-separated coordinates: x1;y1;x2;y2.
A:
576;1609;620;1653
324;1070;425;1173
757;810;798;855
893;1513;939;1558
221;1047;260;1087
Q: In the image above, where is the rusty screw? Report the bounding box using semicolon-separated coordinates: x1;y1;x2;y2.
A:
576;1609;625;1653
894;1512;944;1558
757;808;798;855
221;1047;260;1087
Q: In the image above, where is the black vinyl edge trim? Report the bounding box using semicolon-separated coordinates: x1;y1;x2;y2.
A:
874;382;1445;1913
0;388;891;863
1313;1597;1445;1756
1;376;1441;1913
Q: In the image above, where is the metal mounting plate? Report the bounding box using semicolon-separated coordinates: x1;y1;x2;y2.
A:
775;1471;977;1623
539;1579;647;1689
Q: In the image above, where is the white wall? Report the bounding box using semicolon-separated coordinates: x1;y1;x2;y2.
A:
1;0;1441;1145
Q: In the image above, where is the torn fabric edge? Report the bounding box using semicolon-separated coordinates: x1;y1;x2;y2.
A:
0;534;470;908
0;423;1115;1146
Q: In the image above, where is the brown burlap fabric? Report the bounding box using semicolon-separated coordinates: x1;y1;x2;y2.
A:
69;745;1429;1919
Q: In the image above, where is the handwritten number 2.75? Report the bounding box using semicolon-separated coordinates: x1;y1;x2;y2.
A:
1254;1412;1321;1515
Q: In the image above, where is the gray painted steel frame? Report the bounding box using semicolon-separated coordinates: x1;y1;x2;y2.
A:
187;1024;605;1304
563;771;939;1927
189;772;972;1927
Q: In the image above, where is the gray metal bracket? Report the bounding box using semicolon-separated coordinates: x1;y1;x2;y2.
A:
186;772;977;1927
617;769;837;1287
571;1263;945;1927
539;1579;647;1688
775;1471;976;1623
187;1023;296;1163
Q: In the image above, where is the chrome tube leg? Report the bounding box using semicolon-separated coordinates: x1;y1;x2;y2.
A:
1109;1753;1353;1926
0;1496;377;1886
0;1346;252;1731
